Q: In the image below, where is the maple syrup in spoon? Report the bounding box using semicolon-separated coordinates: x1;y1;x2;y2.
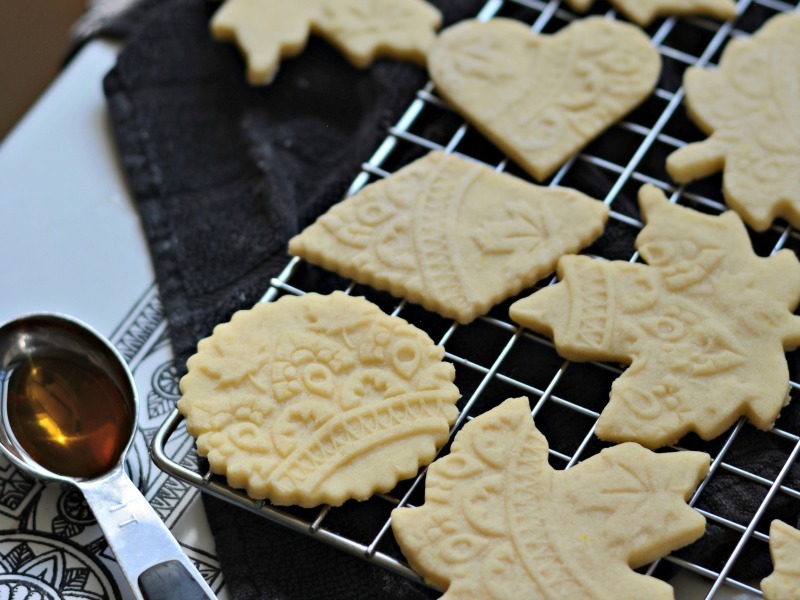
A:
0;313;214;600
5;353;134;479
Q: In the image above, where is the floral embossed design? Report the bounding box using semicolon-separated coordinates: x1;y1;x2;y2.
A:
210;0;441;85
289;152;608;324
427;19;660;181
0;532;121;599
510;185;800;448
270;332;356;402
147;360;182;419
762;520;800;599
178;292;459;507
667;13;800;232
392;397;709;599
564;0;735;25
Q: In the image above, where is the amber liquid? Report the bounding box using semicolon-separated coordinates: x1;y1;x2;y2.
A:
5;354;134;479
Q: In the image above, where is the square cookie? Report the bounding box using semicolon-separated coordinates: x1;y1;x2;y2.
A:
289;151;608;323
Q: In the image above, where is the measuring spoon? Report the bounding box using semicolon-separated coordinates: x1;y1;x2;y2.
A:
0;313;215;600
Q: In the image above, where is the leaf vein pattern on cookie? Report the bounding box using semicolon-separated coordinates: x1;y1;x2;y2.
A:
564;0;736;25
510;185;800;448
427;18;660;181
762;520;800;600
391;397;710;599
666;13;800;232
289;152;609;323
210;0;442;85
178;292;460;507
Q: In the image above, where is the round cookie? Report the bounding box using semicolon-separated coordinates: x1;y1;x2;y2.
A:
178;291;460;507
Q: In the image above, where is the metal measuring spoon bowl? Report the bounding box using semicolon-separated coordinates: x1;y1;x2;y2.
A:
0;313;215;600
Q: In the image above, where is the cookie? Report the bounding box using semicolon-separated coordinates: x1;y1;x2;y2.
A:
427;18;660;181
510;185;800;449
391;397;710;599
211;0;442;85
288;152;609;324
666;13;800;232
178;291;460;507
762;520;800;600
564;0;735;25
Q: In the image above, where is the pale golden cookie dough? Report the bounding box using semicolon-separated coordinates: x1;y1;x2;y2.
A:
510;185;800;449
289;152;609;324
564;0;735;25
427;18;660;182
211;0;442;85
667;13;800;232
762;520;800;600
392;397;710;600
178;291;460;507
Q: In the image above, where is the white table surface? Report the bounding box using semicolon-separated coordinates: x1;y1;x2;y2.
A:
0;39;229;599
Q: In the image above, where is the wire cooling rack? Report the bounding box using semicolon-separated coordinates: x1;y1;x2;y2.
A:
152;1;800;597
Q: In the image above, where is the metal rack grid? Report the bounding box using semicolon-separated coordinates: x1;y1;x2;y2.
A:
151;1;800;597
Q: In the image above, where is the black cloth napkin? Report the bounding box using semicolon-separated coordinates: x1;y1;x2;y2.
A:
101;0;482;598
98;0;800;597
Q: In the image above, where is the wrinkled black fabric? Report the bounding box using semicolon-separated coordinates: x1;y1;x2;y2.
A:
104;0;488;366
100;0;800;597
102;0;481;598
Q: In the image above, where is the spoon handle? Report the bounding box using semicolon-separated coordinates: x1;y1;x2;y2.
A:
80;466;216;600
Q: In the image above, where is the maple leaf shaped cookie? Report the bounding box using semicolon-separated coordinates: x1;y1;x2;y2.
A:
178;292;460;507
211;0;442;85
510;185;800;448
289;152;609;324
762;520;800;600
392;397;710;600
564;0;735;26
667;13;800;232
427;18;660;181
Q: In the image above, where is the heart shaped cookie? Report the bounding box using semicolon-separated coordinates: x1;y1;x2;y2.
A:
428;18;661;181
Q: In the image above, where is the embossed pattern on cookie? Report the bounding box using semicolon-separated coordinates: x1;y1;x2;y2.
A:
288;152;609;324
178;292;460;507
210;0;442;85
510;185;800;449
392;397;710;600
427;18;660;182
564;0;735;25
666;13;800;232
762;520;800;600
